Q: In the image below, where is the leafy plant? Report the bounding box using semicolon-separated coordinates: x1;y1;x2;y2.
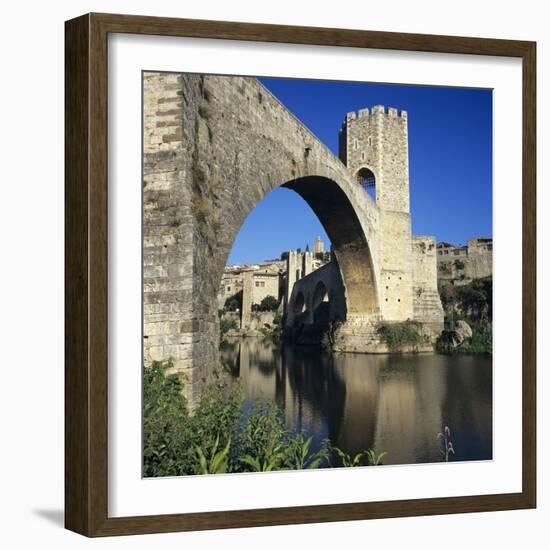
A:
331;447;365;468
220;317;238;333
364;449;387;466
283;434;329;470
377;321;422;351
437;277;492;355
143;361;243;477
143;361;193;476
224;289;243;312
258;295;279;312
235;400;286;472
259;310;283;343
240;448;285;472
220;317;238;340
330;446;387;467
195;434;232;474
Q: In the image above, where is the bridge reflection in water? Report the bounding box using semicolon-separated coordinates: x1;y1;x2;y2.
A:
220;339;492;465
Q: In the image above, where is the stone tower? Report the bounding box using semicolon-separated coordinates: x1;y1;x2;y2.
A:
339;105;409;212
339;106;413;322
314;235;325;255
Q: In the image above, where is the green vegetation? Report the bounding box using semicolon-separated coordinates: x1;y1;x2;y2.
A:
233;401;328;472
330;446;387;467
437;276;492;355
377;320;423;351
259;311;282;343
436;318;492;354
195;434;231;474
220;317;238;338
143;361;242;477
144;360;386;476
364;449;388;466
223;289;243;312
253;294;279;312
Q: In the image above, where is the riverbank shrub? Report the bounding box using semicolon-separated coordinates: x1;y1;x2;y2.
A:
437;318;492;354
260;311;282;343
234;400;287;472
233;401;330;472
144;361;344;476
220;317;238;340
437;276;492;355
143;360;193;476
377;321;422;351
143;361;243;476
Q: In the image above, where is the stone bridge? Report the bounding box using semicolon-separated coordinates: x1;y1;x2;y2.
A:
286;262;345;327
143;72;443;400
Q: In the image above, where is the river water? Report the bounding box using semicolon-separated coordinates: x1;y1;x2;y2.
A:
221;338;492;465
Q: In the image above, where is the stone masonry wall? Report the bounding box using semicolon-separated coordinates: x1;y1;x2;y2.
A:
143;73;199;401
437;239;492;286
340;107;413;322
412;236;445;337
285;261;347;328
341;106;409;212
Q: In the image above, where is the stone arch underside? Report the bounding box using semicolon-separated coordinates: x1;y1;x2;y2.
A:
282;176;379;317
312;280;329;311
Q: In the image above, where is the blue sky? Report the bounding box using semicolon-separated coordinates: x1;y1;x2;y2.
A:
227;77;492;265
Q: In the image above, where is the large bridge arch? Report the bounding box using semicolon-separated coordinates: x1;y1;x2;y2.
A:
142;72;442;401
282;176;378;317
227;173;380;340
143;72;382;398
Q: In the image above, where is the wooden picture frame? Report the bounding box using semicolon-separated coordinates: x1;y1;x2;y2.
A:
65;12;536;537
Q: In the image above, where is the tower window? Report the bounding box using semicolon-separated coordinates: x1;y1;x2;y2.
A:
368;136;373;146
361;151;366;161
353;138;359;150
356;167;376;202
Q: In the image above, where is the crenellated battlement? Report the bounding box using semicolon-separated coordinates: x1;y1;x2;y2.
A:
342;106;408;126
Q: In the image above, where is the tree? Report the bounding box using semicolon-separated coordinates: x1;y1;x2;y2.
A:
224;289;243;312
457;278;490;320
258;295;279;312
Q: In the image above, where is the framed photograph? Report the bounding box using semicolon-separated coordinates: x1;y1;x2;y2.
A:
65;13;536;537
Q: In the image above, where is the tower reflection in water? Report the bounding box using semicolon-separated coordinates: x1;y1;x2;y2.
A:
220;339;492;465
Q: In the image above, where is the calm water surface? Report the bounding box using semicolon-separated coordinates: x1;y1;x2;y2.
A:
221;338;492;465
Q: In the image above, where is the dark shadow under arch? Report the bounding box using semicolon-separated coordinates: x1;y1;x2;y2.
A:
283;176;379;317
312;280;328;312
294;291;305;315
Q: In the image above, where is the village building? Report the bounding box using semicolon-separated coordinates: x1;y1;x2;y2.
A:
437;237;493;286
